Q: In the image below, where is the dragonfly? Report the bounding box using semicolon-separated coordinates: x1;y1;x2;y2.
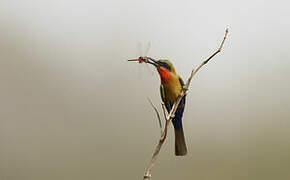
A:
128;42;155;76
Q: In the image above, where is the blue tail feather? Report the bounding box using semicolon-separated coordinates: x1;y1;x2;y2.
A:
165;96;186;129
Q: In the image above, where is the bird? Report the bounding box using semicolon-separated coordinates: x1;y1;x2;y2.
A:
128;57;187;156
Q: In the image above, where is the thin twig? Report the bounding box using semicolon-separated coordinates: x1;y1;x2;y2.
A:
161;102;167;121
143;28;229;180
147;98;162;135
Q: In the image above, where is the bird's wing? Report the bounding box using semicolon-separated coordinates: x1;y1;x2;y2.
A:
160;84;166;103
178;76;185;87
160;84;171;112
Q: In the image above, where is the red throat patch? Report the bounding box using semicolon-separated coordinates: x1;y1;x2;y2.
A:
157;67;171;82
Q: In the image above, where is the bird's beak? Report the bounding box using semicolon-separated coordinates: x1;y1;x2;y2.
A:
146;57;161;67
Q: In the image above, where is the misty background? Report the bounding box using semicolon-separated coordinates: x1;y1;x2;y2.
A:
0;0;289;179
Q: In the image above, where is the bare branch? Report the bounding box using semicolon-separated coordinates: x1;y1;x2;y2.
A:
143;28;229;180
147;98;162;135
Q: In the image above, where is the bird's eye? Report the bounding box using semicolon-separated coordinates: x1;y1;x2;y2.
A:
162;63;171;71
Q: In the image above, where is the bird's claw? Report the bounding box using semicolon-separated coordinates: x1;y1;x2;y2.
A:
182;86;188;91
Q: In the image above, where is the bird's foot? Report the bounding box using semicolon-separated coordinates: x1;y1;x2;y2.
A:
182;86;188;91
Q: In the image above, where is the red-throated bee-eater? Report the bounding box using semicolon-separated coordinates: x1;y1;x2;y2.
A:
128;57;187;156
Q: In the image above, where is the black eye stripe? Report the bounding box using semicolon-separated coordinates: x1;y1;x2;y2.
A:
157;60;171;71
161;62;171;71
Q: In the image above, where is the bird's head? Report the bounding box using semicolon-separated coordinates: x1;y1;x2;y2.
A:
154;59;176;82
154;59;175;73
